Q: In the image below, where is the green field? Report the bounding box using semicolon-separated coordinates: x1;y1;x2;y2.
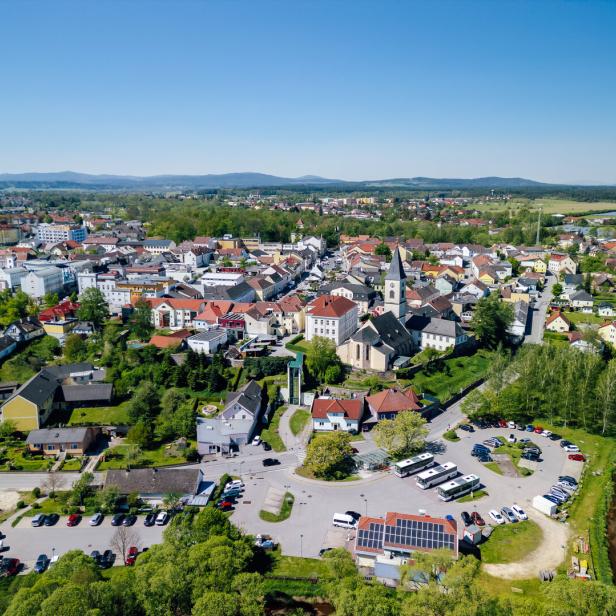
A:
260;405;287;452
476;198;616;215
259;492;294;523
480;521;543;564
457;489;488;503
566;311;606;326
67;400;131;426
0;440;52;472
97;442;194;470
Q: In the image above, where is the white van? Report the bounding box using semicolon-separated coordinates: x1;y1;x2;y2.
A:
332;513;357;529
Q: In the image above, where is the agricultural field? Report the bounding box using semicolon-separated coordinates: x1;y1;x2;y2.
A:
476;198;616;215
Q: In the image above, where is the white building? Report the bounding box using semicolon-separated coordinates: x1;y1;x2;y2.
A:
311;397;363;433
0;267;27;291
21;266;64;298
305;294;359;345
186;329;228;354
200;272;244;287
420;318;468;352
77;271;131;311
36;223;87;244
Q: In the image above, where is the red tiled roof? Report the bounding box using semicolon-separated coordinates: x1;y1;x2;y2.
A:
545;311;570;326
311;398;363;420
307;295;357;318
366;387;422;413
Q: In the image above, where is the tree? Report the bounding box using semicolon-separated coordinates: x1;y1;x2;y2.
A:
43;471;66;498
42;292;59;308
95;485;120;513
324;363;343;384
64;333;87;362
305;336;342;383
373;411;428;458
0;419;17;439
110;525;141;565
130;296;153;341
375;242;392;261
77;287;109;329
162;492;183;511
552;282;563;296
128;381;160;424
304;431;353;479
70;471;94;506
472;294;514;349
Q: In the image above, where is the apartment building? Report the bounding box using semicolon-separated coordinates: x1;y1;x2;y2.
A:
36;223;88;244
21;266;64;298
305;294;359;345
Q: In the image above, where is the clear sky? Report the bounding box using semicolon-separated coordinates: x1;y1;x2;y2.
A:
1;0;615;183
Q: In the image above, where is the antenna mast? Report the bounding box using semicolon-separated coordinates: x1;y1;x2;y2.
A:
536;208;542;245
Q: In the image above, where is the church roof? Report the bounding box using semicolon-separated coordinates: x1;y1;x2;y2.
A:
385;247;406;281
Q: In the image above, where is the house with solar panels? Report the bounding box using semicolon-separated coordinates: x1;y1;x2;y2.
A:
354;512;458;584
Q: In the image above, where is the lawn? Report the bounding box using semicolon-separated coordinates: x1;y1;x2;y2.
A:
260;405;287;452
97;441;194;470
259;492;295;523
0;440;53;472
457;489;488;503
565;311;606;326
483;461;503;475
443;429;460;442
289;409;311;437
480;520;543;564
60;457;83;471
67;400;131;426
475;198;616;215
543;331;570;349
270;552;331;578
408;350;493;403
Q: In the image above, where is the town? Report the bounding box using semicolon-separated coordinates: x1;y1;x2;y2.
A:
1;186;616;614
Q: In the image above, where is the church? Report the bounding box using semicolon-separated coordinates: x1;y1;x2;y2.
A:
337;247;415;371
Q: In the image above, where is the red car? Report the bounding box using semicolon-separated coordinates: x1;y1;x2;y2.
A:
2;558;21;576
568;453;585;462
125;546;139;566
470;511;485;526
216;500;233;511
498;419;507;428
66;513;81;527
534;426;544;434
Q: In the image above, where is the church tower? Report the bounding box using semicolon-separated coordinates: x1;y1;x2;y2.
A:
384;246;407;321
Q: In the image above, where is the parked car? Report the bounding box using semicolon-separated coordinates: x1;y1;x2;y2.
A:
548;433;561;441
489;510;506;525
543;494;560;505
560;440;572;448
541;430;552;438
262;441;272;451
470;511;485;526
111;514;125;526
216;500;234;511
501;507;518;523
125;546;139;566
519;437;531;443
122;514;137;527
90;550;102;565
523;446;541;455
101;550;115;569
522;452;540;461
461;511;472;526
155;511;169;526
507;421;516;429
346;511;361;521
569;453;586;462
225;480;244;491
252;435;261;446
559;475;577;484
263;458;280;467
66;514;81;527
31;514;47;527
44;513;59;526
533;426;544;434
89;512;104;526
33;554;49;573
498;420;507;428
319;547;333;557
460;424;474;432
478;454;493;462
564;444;580;452
144;513;156;527
511;505;528;521
1;558;20;576
507;434;516;443
525;424;535;432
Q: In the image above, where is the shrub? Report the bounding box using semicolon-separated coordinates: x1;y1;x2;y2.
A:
16;500;25;509
31;502;41;509
32;487;41;498
185;447;199;462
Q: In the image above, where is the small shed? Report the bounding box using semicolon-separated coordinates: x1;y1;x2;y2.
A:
352;449;390;471
463;524;483;545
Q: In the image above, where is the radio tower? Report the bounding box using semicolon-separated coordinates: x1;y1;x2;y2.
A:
535;208;542;245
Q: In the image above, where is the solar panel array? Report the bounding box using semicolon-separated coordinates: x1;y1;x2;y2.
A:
356;521;385;550
357;518;455;552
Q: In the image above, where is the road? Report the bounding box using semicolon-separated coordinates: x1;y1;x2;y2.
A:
0;472;103;491
524;274;555;344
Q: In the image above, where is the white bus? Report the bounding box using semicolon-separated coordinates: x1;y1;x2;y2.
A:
393;453;435;478
416;462;458;489
437;474;481;501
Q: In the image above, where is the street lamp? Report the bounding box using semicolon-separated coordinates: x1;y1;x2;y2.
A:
363;498;368;516
300;533;304;558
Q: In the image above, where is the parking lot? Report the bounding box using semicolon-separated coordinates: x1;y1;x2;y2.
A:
0;514;165;570
226;425;583;558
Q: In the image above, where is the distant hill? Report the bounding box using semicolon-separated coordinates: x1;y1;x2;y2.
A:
0;171;597;190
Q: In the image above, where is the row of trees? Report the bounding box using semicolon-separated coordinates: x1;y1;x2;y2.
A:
462;344;616;435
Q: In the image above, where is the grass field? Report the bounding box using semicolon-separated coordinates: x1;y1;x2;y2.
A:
289;409;311;436
97;441;194;470
475;198;616;215
259;492;294;523
457;489;488;503
260;405;287;452
67;400;131;426
480;520;543;564
566;311;606;326
0;440;52;472
483;461;503;475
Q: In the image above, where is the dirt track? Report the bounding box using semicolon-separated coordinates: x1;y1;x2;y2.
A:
483;510;569;579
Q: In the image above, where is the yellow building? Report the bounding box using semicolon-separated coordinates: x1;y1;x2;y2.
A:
0;372;56;431
217;238;241;249
478;271;497;285
42;319;77;342
534;259;547;273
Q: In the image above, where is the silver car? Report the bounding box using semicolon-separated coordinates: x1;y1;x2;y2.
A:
500;507;518;523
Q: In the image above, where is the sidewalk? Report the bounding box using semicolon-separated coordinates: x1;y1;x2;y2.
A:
278;405;311;458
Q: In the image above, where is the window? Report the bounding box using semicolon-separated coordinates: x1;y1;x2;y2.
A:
356;344;361;360
389;288;395;299
71;443;78;449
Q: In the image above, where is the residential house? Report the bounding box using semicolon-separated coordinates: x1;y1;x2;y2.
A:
148;330;192;350
197;380;263;453
545;312;571;333
186;329;228;354
4;318;44;343
507;301;529;340
0;336;17;361
548;253;577;276
568;331;602;354
562;274;583;296
598;321;616;347
459;279;489;299
597;302;616;317
311;397;364;433
104;468;211;506
305;295;359;345
143;239;177;254
406;285;440;309
570;290;594;311
420;318;468;351
434;275;456;295
365;387;423;422
25;426;100;456
147;298;206;330
318;282;377;315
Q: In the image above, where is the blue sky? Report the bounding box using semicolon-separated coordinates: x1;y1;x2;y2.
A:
1;0;615;183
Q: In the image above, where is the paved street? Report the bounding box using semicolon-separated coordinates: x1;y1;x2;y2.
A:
525;274;555;344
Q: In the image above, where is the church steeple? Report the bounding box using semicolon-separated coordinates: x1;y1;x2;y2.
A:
384;246;407;321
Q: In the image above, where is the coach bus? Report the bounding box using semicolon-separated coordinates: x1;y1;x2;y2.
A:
416;462;458;489
437;474;481;501
392;453;435;478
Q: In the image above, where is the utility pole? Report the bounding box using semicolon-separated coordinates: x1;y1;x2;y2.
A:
536;208;542;245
